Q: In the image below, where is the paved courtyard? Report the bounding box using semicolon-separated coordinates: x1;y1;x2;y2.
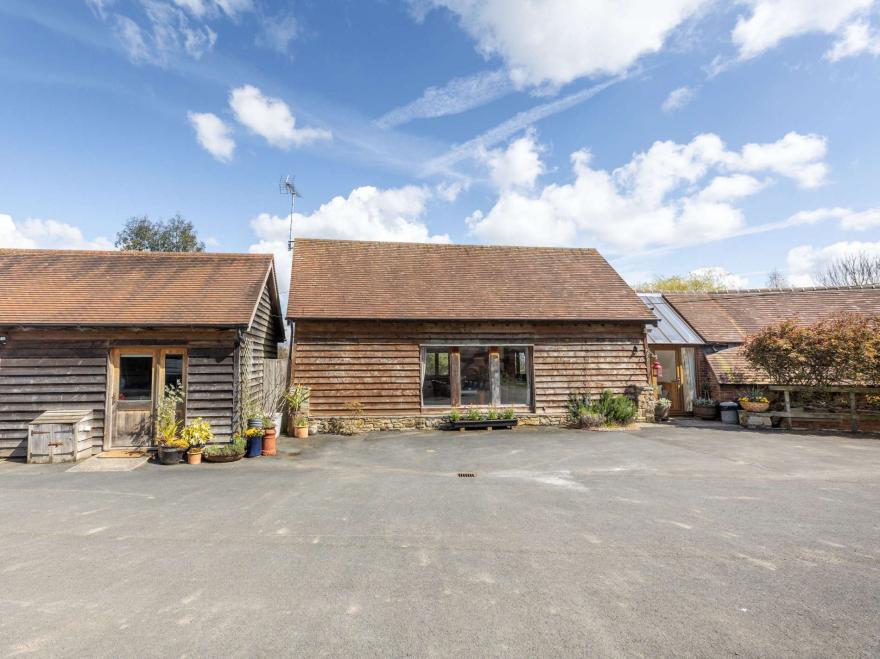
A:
1;424;879;657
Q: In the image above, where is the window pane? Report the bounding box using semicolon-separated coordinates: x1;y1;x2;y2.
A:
460;347;491;406
119;355;152;401
500;347;529;405
165;354;183;390
423;348;451;406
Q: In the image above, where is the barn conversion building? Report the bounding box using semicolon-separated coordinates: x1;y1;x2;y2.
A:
0;249;284;458
661;286;880;402
287;239;658;430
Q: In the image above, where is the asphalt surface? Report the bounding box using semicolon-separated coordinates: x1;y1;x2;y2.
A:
1;423;879;658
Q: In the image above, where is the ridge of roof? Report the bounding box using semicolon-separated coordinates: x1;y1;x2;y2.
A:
661;284;880;296
292;237;599;254
0;248;272;259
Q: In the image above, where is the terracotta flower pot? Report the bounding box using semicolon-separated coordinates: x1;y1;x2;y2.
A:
186;449;202;465
294;426;308;439
262;427;277;456
740;401;769;413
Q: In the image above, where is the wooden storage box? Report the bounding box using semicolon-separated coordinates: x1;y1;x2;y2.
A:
27;410;94;464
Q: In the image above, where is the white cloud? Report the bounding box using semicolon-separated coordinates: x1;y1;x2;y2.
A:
425;75;623;175
826;19;880;60
732;0;874;60
248;185;450;303
0;214;113;250
467;131;830;253
661;86;695;112
256;11;299;54
376;69;513;129
698;174;766;202
187;111;235;162
173;0;253;18
838;207;880;230
415;0;709;89
787;240;880;286
738;132;828;188
91;0;254;65
484;133;544;191
229;85;331;149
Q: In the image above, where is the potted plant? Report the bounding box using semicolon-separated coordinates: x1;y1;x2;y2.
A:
244;426;263;457
180;417;212;465
294;415;309;439
156;383;187;465
262;415;277;456
655;397;672;422
285;384;311;432
738;388;770;413
692;397;718;420
203;435;246;463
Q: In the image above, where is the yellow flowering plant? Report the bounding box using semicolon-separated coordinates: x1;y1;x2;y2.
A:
180;417;213;449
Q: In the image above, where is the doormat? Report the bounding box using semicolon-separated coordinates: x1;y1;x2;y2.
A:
97;449;147;458
67;455;149;472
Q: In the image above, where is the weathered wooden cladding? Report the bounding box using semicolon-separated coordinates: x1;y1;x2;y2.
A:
0;338;107;458
0;329;238;457
241;284;282;415
292;320;650;416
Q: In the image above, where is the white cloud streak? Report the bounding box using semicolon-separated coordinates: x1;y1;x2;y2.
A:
375;69;513;129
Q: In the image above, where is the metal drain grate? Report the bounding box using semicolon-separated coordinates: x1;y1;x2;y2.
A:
457;472;476;478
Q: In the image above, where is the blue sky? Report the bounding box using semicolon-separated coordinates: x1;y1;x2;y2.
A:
2;0;880;296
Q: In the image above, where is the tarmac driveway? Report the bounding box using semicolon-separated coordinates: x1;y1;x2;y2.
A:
1;424;879;657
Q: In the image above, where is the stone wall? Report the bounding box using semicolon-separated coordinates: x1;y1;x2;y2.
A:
307;385;659;435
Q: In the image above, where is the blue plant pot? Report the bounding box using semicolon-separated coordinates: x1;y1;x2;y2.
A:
246;434;263;458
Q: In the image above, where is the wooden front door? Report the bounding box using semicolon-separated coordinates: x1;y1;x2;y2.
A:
108;348;186;448
654;348;684;414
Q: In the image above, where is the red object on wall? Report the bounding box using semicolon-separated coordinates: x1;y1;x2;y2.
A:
652;359;662;380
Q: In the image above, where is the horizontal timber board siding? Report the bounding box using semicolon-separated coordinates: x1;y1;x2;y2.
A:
293;320;649;416
0;329;238;456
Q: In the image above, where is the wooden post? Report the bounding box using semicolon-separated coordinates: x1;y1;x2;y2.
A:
489;347;501;407
850;392;858;433
783;389;791;430
450;348;461;407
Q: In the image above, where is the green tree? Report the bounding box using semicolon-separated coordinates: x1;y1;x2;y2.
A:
635;272;726;293
115;214;205;252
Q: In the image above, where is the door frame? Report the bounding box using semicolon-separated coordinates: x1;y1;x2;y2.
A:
652;347;685;414
103;347;188;450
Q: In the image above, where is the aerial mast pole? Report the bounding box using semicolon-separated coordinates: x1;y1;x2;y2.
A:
279;175;302;251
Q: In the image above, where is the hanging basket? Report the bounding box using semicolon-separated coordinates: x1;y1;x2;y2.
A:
740;401;769;413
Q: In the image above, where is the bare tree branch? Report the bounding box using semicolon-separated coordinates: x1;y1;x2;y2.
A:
815;252;880;287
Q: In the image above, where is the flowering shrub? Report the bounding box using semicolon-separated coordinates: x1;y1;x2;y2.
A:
743;314;880;386
180;418;213;449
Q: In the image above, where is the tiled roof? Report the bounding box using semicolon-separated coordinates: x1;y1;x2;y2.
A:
287;239;655;322
639;293;704;345
665;287;880;343
705;346;770;385
0;249;276;328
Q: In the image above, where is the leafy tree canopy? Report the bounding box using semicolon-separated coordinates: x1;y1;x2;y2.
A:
634;271;729;293
115;214;205;252
743;314;880;386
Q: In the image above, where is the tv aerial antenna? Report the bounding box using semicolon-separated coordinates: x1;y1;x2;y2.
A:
279;175;302;251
